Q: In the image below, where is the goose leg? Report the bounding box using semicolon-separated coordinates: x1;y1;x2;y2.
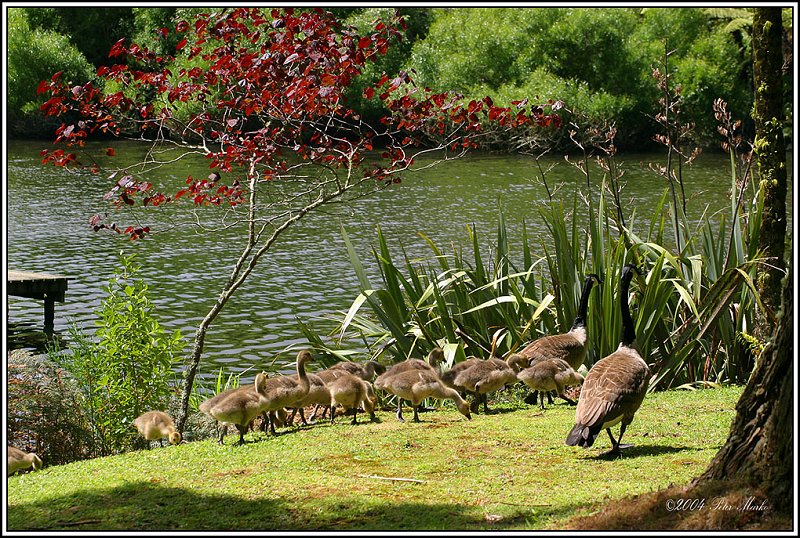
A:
159;439;164;448
217;423;226;445
616;423;633;449
396;400;405;422
482;393;490;414
298;407;309;426
412;405;421;423
351;408;358;425
604;428;622;456
539;391;546;409
470;392;480;413
269;412;277;436
236;424;247;446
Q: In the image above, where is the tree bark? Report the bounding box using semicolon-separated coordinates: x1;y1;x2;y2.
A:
697;261;793;513
752;7;787;322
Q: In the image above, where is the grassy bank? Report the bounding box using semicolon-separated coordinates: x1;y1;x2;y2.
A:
7;386;742;531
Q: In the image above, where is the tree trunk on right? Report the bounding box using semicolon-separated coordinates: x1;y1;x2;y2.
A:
697;261;793;513
752;7;787;325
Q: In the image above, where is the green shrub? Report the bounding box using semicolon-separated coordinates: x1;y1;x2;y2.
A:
7;349;93;466
7;8;94;137
54;252;186;456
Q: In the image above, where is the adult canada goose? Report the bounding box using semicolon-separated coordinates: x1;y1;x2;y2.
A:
377;367;471;423
133;410;182;448
200;371;272;445
517;358;584;409
328;372;377;425
566;264;648;456
452;357;518;414
7;446;42;475
520;273;602;370
375;347;446;419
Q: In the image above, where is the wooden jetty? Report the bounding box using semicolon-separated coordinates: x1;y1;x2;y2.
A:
7;270;70;334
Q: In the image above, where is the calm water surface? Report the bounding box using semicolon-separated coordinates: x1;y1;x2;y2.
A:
5;139;793;382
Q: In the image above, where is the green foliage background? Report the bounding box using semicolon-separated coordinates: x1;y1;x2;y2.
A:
7;6;791;149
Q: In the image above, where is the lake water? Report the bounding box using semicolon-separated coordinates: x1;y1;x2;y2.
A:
5;139;793;383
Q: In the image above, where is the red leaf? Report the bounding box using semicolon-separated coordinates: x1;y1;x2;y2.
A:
157;27;169;38
176;38;187;51
106;147;116;156
358;36;371;49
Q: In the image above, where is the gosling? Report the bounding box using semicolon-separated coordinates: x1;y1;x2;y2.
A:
451;357;518;414
328;372;377;425
7;446;43;475
516;358;584;409
377;368;471;423
200;371;272;445
133;410;182;448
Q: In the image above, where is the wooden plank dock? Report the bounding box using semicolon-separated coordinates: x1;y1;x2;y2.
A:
7;270;70;334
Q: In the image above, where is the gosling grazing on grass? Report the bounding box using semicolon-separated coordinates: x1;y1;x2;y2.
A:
200;371;272;445
375;347;446;420
7;446;42;475
375;347;445;384
133;411;182;448
520;273;601;370
566;264;649;456
328;372;377;425
377;368;471;423
516;358;584;409
451;357;518;414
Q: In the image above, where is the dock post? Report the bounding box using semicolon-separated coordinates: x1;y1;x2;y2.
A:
44;296;56;335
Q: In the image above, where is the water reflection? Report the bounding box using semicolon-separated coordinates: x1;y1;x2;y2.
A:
5;140;793;383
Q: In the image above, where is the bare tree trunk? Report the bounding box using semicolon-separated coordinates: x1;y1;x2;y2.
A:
752;7;787;324
696;261;793;513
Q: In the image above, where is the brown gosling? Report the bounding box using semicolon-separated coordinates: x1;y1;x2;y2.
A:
286;372;331;426
377;368;471;423
7;446;43;475
328;360;386;381
200;371;272;445
506;353;533;373
374;348;446;419
133;410;182;448
256;349;314;435
452;357;518;414
516;358;585;409
566;264;648;456
519;274;601;370
328;372;377;425
439;356;483;390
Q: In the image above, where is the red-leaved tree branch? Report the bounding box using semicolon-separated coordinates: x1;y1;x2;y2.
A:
39;7;562;432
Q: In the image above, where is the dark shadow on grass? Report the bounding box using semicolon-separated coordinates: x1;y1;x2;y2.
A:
583;444;693;460
7;480;587;531
7;481;292;531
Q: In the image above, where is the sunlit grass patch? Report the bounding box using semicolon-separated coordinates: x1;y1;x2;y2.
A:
7;385;742;531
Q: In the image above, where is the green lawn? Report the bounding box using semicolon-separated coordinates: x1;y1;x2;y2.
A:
7;386;742;531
